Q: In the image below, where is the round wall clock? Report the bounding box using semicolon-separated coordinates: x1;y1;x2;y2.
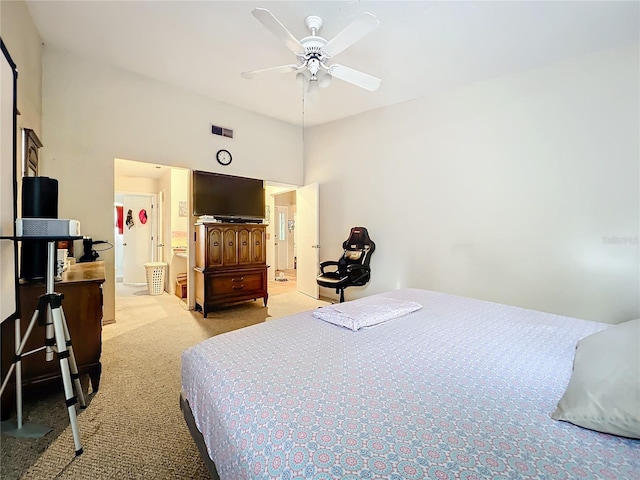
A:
216;149;232;166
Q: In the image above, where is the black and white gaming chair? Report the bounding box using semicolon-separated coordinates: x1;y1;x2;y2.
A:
316;227;375;303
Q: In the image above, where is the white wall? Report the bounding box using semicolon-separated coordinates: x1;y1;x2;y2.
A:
305;44;639;324
1;2;43;322
1;1;42;140
1;0;41;230
41;48;303;323
115;175;159;194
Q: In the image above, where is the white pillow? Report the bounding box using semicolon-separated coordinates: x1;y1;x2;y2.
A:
552;318;640;439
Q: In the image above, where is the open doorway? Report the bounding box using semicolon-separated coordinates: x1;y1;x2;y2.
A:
114;158;190;299
273;190;297;290
266;182;319;299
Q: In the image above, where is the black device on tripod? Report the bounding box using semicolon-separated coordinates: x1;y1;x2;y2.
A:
78;237;108;263
1;177;86;454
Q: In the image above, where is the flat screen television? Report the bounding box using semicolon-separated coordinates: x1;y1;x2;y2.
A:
192;170;265;222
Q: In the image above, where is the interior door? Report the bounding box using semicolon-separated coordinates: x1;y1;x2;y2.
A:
122;194;153;284
296;183;319;299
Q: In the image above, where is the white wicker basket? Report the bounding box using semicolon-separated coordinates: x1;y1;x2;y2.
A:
144;262;167;295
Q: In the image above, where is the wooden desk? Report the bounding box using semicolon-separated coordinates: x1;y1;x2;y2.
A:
1;261;105;420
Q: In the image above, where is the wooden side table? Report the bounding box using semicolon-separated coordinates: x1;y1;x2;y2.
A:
0;261;105;420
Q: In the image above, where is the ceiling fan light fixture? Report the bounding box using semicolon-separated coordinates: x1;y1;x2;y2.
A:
307;57;321;76
296;71;308;85
307;78;320;95
318;72;332;88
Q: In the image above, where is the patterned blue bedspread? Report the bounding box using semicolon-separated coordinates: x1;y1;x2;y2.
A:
181;288;640;479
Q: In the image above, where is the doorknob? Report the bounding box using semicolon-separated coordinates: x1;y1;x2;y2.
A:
311;245;320;248
158;244;164;247
123;243;127;246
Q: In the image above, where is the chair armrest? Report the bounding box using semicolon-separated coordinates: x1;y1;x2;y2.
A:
319;261;339;274
346;264;370;282
345;264;370;273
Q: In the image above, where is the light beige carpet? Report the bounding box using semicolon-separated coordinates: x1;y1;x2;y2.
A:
1;283;327;479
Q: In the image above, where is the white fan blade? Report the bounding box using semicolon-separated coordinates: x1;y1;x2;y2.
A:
252;8;304;54
323;12;380;58
241;64;300;79
329;64;381;91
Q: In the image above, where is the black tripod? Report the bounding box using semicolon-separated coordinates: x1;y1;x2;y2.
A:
0;240;86;455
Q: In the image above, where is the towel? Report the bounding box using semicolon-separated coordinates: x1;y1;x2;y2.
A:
313;295;422;331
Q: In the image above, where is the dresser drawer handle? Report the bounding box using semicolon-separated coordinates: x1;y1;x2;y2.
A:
255;241;260;245
228;242;234;246
232;284;245;290
242;241;248;245
231;277;244;282
213;242;219;246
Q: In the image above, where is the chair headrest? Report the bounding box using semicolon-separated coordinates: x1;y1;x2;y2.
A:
343;227;375;252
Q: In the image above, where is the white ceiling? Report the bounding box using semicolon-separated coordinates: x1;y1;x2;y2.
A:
26;1;638;129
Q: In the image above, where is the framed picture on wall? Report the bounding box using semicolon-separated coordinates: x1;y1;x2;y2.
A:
22;128;42;177
179;201;187;217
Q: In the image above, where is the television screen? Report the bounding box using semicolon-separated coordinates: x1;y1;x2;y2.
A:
193;170;265;220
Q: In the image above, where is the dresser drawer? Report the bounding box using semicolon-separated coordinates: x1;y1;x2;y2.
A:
208;271;264;296
194;266;269;317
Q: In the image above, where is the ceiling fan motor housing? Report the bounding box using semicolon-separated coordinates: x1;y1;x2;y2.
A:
300;37;327;56
298;37;328;78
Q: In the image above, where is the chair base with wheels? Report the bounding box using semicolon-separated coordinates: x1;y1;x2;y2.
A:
317;227;375;303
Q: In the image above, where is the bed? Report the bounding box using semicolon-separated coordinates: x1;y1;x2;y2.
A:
180;288;640;479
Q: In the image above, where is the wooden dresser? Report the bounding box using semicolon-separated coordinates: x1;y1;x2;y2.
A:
194;223;268;317
1;261;105;420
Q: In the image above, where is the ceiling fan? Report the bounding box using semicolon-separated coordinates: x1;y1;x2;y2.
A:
241;8;381;92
